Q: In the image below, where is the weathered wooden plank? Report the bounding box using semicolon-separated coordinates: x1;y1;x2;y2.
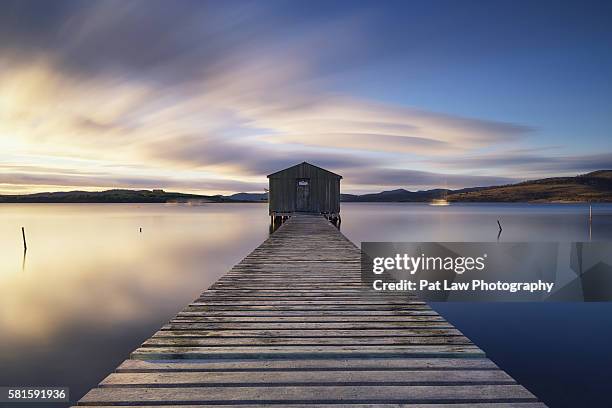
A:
197;292;406;296
131;345;486;359
176;310;440;317
75;404;547;408
174;314;441;321
202;289;380;293
172;315;445;322
184;305;433;311
142;336;473;347
79;385;538;404
153;328;464;337
162;322;454;330
217;277;364;280
191;300;427;306
209;285;374;290
100;370;516;387
204;286;371;290
177;311;441;318
115;358;500;372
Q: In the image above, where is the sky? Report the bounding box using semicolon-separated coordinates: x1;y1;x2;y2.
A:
0;0;611;195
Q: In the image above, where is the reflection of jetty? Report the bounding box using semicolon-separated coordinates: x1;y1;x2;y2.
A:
77;214;544;406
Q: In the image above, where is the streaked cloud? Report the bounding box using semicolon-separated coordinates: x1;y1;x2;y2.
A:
434;151;612;177
144;134;379;175
255;96;531;154
0;0;608;194
341;168;518;190
0;164;265;194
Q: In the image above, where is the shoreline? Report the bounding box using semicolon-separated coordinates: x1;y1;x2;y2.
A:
0;200;608;204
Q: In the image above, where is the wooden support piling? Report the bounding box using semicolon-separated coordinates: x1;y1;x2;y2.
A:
76;214;545;407
21;227;27;251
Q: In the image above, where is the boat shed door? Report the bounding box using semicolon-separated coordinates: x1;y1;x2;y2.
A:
296;178;310;211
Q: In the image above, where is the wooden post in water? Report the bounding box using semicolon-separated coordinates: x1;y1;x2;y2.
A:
21;227;27;251
589;204;592;241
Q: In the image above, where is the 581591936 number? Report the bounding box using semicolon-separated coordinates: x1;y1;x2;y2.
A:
1;387;69;402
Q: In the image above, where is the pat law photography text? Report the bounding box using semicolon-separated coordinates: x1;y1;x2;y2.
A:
370;253;555;294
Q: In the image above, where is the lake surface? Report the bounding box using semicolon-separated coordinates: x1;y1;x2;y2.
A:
1;202;611;407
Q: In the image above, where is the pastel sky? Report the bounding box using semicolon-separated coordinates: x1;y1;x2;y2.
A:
1;0;611;195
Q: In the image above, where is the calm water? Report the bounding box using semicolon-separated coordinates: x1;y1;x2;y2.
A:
1;202;611;407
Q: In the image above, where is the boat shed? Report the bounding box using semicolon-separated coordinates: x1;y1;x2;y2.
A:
267;162;342;219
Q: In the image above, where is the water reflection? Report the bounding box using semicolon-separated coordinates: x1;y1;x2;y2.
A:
1;202;611;407
340;202;612;242
338;202;612;408
21;248;27;271
0;203;269;406
2;204;270;340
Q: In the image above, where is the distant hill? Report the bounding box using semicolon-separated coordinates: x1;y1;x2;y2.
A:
341;170;612;203
448;170;612;202
341;187;484;202
229;192;268;201
0;189;234;203
2;171;610;203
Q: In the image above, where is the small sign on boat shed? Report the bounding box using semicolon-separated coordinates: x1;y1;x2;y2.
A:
267;162;342;221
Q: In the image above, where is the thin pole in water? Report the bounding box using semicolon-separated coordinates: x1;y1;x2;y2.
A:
589;204;592;241
21;227;27;251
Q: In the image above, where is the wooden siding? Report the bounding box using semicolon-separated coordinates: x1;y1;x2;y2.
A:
268;162;341;215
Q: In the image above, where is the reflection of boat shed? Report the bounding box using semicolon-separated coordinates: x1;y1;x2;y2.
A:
267;162;342;223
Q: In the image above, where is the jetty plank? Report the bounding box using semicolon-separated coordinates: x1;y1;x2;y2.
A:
80;385;537;404
114;358;502;372
73;405;547;408
99;370;516;387
172;316;443;321
77;214;545;406
152;328;463;337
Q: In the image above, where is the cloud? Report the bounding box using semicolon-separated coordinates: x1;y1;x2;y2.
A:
0;0;604;195
342;167;518;190
145;134;380;175
437;151;612;175
0;0;372;87
0;165;264;194
254;96;531;154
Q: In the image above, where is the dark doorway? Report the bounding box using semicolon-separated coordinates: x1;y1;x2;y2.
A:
296;178;310;211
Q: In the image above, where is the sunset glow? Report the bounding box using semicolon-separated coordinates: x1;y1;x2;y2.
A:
1;1;611;195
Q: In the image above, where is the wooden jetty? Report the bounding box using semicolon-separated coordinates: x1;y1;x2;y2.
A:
76;214;545;407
